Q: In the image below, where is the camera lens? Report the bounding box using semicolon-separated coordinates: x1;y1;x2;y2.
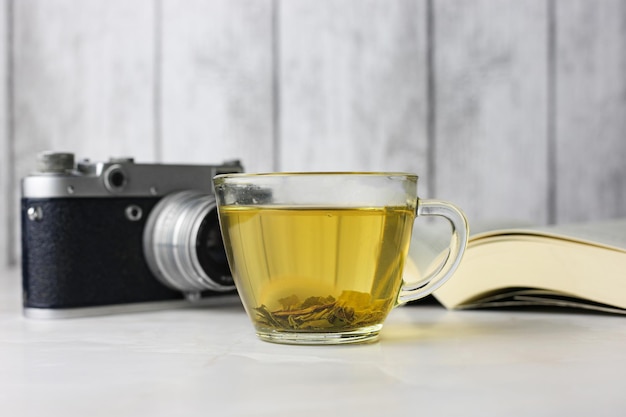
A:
143;190;235;293
195;214;233;287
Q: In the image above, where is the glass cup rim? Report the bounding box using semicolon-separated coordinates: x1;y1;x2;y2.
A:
214;171;419;181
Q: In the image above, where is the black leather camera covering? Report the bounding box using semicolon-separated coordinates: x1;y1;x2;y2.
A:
22;197;191;308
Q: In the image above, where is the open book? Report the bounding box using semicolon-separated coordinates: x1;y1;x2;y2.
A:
408;218;626;314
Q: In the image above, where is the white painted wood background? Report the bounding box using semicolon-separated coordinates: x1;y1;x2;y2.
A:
2;0;626;268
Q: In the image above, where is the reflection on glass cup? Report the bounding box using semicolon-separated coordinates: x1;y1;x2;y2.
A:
214;173;468;345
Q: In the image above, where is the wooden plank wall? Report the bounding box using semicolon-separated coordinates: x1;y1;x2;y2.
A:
3;0;626;267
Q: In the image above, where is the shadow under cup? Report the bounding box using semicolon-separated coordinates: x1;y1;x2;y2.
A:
213;173;468;345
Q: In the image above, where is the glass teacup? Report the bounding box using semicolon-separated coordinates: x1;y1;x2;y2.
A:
214;172;468;345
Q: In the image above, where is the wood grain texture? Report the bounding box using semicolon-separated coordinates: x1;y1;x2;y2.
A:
0;0;8;267
159;0;274;173
555;0;626;222
433;0;550;225
11;0;156;263
13;0;156;165
278;0;430;190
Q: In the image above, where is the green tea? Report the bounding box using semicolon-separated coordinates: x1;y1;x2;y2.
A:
218;206;415;333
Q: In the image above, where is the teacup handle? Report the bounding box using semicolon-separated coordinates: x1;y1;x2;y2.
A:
397;199;469;304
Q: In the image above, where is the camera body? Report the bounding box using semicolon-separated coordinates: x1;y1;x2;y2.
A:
21;152;243;318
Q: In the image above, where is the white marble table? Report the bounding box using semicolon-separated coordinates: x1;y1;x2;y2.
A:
1;266;625;417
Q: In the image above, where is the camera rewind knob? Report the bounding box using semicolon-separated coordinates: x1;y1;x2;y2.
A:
36;151;75;173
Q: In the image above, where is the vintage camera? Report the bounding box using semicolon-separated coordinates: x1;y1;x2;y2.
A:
21;151;243;318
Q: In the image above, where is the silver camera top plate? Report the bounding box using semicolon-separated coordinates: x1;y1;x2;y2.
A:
22;152;243;199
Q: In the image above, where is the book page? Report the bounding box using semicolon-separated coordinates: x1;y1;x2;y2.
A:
472;218;626;252
458;289;626;315
433;234;626;311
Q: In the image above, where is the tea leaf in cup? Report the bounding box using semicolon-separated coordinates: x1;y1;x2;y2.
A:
336;290;372;309
278;294;301;310
253;290;392;332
